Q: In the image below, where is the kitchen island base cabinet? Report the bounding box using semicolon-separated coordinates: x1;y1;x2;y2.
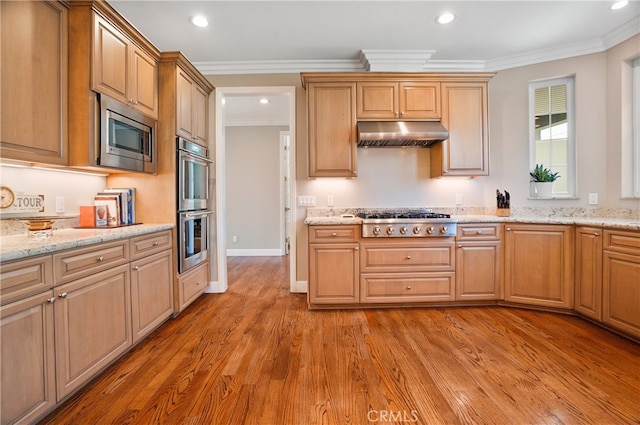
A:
503;224;573;309
54;264;132;400
1;292;56;425
602;229;640;339
455;224;502;301
360;273;454;303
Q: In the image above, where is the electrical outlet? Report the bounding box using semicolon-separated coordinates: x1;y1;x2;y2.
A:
455;194;463;205
55;197;65;213
232;235;238;242
327;195;334;207
588;193;598;205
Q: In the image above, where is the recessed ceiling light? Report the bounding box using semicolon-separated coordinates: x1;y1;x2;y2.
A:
259;98;270;104
191;15;209;28
436;12;455;25
610;0;628;9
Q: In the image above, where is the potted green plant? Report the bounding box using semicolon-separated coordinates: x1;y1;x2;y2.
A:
530;164;560;198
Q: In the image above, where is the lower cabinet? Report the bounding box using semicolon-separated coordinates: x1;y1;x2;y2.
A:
574;226;603;320
175;261;210;313
308;225;360;305
1;291;56;425
54;264;132;399
455;223;502;300
503;223;573;309
602;229;640;338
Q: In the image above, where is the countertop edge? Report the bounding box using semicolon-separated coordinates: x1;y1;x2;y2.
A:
0;223;175;262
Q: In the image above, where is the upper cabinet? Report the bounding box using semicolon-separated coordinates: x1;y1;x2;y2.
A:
92;13;158;118
430;81;490;177
161;52;214;147
357;82;440;120
305;82;358;178
301;73;493;178
0;0;68;166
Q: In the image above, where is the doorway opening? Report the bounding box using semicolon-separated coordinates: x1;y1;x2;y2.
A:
213;86;296;293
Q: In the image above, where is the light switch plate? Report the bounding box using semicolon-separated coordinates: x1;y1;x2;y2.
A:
297;195;316;206
55;197;65;213
455;194;463;205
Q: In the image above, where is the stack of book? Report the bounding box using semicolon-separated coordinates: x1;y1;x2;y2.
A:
94;188;136;226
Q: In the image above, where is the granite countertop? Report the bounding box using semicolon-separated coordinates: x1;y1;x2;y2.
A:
304;214;640;231
0;223;174;262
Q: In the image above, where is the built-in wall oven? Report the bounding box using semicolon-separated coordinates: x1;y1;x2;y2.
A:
177;137;213;273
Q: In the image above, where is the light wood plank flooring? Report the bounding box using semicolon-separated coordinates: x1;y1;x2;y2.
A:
41;256;640;425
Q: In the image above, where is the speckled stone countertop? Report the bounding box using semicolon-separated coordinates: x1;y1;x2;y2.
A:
0;223;174;262
304;207;640;232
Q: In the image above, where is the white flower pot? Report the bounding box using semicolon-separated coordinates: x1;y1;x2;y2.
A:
535;182;554;198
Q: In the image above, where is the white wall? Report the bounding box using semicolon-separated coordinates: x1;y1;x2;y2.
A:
225;125;287;255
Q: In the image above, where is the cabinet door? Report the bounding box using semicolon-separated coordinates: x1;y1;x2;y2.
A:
308;243;359;304
1;292;56;425
356;82;398;119
456;242;501;300
603;251;640;339
574;227;603;320
307;82;357;177
92;13;129;102
193;83;209;145
131;250;173;343
54;264;131;399
431;82;488;177
0;0;68;165
176;69;194;139
504;224;573;309
399;82;440;119
131;45;158;118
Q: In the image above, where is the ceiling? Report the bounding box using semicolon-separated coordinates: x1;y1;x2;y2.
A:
109;1;639;124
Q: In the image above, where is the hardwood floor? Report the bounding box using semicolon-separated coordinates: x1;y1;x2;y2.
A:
41;256;640;425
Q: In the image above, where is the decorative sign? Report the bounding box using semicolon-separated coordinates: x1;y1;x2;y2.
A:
0;186;45;213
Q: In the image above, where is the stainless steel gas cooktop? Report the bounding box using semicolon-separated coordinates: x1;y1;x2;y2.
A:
357;210;457;238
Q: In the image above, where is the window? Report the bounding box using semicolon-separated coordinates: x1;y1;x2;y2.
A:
529;77;575;197
633;57;640;197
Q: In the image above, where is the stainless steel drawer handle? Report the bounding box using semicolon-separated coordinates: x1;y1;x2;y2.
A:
97;256;104;262
58;292;68;298
48;297;56;304
133;265;140;271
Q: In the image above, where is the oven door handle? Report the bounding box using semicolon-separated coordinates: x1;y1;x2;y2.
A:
179;150;213;164
183;210;214;219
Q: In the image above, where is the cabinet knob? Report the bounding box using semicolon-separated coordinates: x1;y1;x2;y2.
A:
58;292;68;298
47;297;56;304
458;244;463;248
133;265;140;271
594;233;600;236
506;228;512;231
477;230;483;234
406;285;412;290
153;241;159;246
97;256;104;262
406;255;412;260
354;246;359;251
332;232;337;237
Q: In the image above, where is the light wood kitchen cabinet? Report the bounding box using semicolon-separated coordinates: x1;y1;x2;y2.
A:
356;81;440;120
504;224;573;309
360;239;456;303
455;223;502;301
431;81;489;177
1;291;56;425
574;226;603;321
53;239;129;284
0;0;68;166
308;225;360;305
54;263;132;399
92;13;158;118
305;82;358;177
602;229;640;339
176;261;210;313
0;255;53;305
161;52;214;146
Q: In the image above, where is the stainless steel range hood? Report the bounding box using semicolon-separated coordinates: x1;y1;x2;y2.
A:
357;121;449;148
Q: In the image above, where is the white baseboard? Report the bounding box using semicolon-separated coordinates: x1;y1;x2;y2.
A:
226;248;283;256
291;280;308;293
205;280;226;293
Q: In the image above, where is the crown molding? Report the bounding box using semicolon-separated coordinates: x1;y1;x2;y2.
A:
194;28;640;76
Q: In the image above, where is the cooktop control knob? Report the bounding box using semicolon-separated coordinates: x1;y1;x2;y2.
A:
372;226;381;236
413;226;421;234
386;226;395;235
399;226;408;235
427;226;435;234
440;226;448;234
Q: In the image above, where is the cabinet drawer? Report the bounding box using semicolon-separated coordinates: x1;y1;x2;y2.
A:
309;225;359;243
130;230;172;260
0;255;53;305
360;241;454;272
360;272;455;303
53;240;129;284
178;262;209;309
457;223;501;240
604;229;640;255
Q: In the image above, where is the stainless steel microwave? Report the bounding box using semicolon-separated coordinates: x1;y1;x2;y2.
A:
96;93;157;174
